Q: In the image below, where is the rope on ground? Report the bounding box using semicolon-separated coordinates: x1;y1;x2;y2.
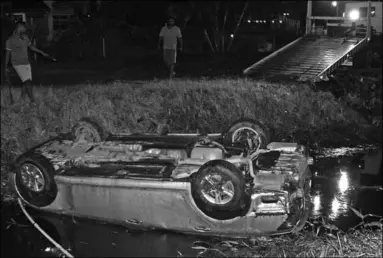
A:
17;198;75;258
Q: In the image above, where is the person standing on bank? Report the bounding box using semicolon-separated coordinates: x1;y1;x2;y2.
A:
158;17;183;79
5;22;50;103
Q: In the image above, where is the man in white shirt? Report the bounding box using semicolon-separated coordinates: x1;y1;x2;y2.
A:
158;17;183;79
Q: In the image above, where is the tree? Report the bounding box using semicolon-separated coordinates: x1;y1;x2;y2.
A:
168;1;249;54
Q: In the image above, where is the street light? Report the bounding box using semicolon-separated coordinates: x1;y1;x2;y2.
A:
332;1;339;16
349;9;360;21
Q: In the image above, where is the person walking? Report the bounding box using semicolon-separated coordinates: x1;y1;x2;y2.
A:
5;22;50;103
158;17;183;79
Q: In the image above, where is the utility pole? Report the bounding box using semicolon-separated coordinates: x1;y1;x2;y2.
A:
305;0;312;35
367;0;371;40
1;3;4;86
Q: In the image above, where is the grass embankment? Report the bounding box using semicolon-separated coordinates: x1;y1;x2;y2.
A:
1;78;382;257
194;209;382;258
194;228;382;258
1;79;380;201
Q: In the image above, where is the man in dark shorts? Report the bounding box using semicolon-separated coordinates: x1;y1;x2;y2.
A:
158;17;183;79
5;22;50;103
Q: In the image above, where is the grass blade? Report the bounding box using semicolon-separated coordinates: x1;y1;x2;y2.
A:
350;207;364;220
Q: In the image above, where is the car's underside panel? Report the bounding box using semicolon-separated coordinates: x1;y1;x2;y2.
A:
14;133;312;237
32;138;187;177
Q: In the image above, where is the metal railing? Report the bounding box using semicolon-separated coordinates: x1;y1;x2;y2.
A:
243;36;303;75
317;37;368;80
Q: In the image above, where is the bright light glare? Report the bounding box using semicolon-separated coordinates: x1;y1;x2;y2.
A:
279;20;282;23
338;170;349;193
247;19;251;23
349;9;360;21
312;194;322;217
332;1;337;7
230;34;234;38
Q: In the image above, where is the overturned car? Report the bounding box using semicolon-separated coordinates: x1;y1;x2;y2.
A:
9;118;313;237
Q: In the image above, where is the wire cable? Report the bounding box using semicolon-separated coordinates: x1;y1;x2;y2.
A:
17;198;74;258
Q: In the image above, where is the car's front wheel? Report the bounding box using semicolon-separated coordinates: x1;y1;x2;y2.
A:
14;154;58;208
191;160;250;220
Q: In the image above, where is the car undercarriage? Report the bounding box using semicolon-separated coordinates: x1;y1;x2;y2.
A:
10;117;313;237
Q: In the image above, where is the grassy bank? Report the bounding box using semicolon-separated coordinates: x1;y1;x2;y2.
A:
1;78;382;256
195;228;382;258
194;210;382;257
0;78;381;201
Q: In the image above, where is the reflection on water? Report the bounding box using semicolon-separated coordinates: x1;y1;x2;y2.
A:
311;165;356;222
310;152;382;229
330;196;349;220
1;212;201;258
338;170;350;193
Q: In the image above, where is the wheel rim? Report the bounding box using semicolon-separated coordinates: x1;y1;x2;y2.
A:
20;163;45;192
201;172;235;205
231;126;262;152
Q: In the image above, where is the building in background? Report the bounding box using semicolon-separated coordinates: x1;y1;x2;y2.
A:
1;1;50;32
343;1;382;35
44;0;99;41
0;1;99;43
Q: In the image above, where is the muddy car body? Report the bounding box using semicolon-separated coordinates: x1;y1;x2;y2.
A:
9;118;313;238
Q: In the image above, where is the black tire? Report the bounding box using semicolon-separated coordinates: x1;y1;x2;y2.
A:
15;154;57;208
223;118;270;152
191;160;250;220
71;117;109;143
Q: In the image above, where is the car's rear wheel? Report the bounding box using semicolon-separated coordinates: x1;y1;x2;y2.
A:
191;160;250;220
224;118;270;153
72;117;109;143
14;154;57;208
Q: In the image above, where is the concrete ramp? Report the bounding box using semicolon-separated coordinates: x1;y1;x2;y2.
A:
243;36;368;82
